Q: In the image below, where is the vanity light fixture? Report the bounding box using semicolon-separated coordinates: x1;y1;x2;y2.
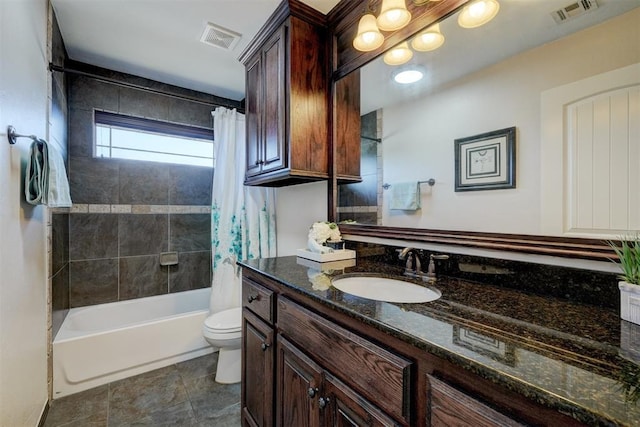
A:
377;0;412;32
411;23;444;51
393;68;424;84
353;13;385;51
383;41;413;65
458;0;500;28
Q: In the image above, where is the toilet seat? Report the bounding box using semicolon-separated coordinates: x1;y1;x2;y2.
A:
203;307;241;333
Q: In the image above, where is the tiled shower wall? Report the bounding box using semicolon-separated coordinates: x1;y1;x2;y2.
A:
337;110;382;224
51;61;242;317
50;9;70;338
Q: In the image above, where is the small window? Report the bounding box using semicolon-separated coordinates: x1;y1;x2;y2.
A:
94;111;214;167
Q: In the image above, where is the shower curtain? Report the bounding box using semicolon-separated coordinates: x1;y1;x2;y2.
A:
209;107;276;313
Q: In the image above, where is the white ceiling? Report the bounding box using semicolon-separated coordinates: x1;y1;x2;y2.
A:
52;0;638;104
52;0;340;101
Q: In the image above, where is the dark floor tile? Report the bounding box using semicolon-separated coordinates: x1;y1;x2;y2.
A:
44;385;108;427
116;401;198;427
176;352;219;382
196;402;241;426
108;366;189;425
119;256;168;300
184;374;240;421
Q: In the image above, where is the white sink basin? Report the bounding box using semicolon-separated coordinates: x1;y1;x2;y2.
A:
331;276;441;303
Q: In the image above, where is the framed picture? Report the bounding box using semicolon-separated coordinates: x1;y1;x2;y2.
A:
454;127;516;192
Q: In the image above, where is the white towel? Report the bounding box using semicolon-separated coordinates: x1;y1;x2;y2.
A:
25;139;72;207
389;182;421;211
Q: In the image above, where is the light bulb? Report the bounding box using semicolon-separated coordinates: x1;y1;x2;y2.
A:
458;0;500;28
411;23;445;52
377;0;412;32
353;14;384;52
383;42;413;66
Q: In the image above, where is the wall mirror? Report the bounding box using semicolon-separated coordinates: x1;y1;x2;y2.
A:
335;0;639;257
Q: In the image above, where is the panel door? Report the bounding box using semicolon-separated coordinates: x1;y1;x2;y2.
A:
261;25;287;174
242;309;274;427
277;335;323;427
324;373;399;427
245;53;262;178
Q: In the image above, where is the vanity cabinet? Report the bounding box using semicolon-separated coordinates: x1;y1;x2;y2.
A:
240;1;330;187
427;375;523;427
241;267;587;427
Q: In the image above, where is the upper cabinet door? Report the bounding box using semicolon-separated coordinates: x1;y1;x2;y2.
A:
245;53;262;178
261;26;287;174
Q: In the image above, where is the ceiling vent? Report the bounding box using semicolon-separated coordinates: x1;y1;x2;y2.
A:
200;23;241;51
551;0;599;24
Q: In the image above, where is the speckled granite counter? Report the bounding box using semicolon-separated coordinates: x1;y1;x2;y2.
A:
239;255;640;427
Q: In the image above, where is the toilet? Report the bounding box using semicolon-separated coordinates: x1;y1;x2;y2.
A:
202;306;242;384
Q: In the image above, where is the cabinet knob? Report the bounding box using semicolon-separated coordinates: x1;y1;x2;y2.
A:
261;342;270;351
307;387;318;398
318;397;329;409
247;295;258;303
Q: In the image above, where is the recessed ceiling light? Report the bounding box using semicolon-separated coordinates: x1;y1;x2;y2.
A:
393;68;424;84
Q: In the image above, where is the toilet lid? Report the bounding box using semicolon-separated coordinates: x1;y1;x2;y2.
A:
204;307;242;331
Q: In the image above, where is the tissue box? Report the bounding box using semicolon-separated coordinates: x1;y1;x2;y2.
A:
296;248;356;263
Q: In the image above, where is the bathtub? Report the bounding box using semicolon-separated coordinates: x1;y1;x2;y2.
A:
53;288;214;398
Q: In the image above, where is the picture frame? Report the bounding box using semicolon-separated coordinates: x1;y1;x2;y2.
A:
454;127;516;192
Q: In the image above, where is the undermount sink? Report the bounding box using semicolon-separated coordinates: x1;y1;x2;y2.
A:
331;276;441;303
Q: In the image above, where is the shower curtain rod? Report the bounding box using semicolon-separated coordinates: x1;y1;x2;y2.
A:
48;63;242;110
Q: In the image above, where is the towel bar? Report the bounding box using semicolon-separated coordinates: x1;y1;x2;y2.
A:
7;126;39;145
382;179;435;190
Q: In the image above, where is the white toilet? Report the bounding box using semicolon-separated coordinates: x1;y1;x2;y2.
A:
202;306;242;384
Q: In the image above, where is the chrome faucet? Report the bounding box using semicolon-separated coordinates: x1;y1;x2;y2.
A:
426;254;450;281
398;247;423;278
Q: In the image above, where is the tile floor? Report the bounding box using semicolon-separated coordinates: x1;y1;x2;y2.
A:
43;353;240;426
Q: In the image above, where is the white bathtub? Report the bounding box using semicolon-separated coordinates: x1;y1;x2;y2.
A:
53;288;214;398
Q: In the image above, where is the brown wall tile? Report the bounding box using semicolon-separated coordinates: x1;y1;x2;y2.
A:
119;256;168;300
119;214;168;256
69;259;118;307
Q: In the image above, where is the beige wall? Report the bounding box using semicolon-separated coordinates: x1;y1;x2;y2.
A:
382;9;640;235
0;0;49;425
276;181;328;256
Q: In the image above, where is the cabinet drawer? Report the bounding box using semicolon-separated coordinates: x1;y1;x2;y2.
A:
428;375;523;427
243;278;274;324
277;297;412;424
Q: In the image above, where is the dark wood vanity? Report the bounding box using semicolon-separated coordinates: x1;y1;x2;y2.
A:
238;255;636;426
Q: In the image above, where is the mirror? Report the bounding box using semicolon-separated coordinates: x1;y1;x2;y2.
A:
337;0;640;240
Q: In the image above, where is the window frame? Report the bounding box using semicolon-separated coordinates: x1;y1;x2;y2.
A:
94;111;214;166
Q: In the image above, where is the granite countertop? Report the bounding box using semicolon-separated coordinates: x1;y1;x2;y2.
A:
239;255;640;427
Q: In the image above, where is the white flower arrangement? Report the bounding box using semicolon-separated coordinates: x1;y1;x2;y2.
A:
307;221;342;254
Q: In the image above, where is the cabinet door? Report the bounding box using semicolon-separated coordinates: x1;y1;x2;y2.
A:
324;373;399;427
277;335;323;427
428;375;523;427
261;25;286;174
245;53;262;178
242;309;274;427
